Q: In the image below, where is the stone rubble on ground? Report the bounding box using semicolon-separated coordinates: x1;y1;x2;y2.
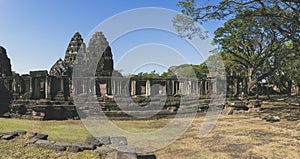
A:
263;115;281;122
0;130;156;159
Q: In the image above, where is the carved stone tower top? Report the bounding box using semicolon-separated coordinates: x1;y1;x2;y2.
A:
86;32;113;76
64;32;85;67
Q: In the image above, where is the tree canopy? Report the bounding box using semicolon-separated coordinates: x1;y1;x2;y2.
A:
175;0;299;43
175;0;300;95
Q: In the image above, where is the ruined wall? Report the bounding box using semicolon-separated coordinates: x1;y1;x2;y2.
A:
9;100;78;120
0;78;13;115
0;46;13;115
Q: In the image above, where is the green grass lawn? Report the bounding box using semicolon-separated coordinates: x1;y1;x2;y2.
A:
0;100;299;158
0;118;90;143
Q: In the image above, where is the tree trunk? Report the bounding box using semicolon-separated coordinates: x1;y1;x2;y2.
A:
247;67;256;95
287;80;292;97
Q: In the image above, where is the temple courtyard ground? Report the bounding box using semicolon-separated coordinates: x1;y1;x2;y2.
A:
0;97;299;158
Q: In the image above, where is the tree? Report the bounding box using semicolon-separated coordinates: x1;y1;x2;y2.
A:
160;54;224;80
175;0;299;44
268;42;300;96
134;70;160;79
175;0;299;95
214;10;287;94
162;64;208;79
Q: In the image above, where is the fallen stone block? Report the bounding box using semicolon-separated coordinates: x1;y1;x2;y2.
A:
110;136;128;147
2;134;15;140
36;133;48;140
35;139;55;145
94;145;114;156
7;131;18;136
54;142;81;151
117;145;138;153
28;132;37;139
54;141;74;147
68;145;82;153
85;136;102;146
32;116;44;120
54;145;67;151
105;150;118;159
85;136;111;146
118;151;137;159
80;144;96;150
35;143;65;151
27;137;39;144
248;100;262;108
97;136;111;145
222;106;234;115
137;155;156;159
265;115;281;122
14;130;27;135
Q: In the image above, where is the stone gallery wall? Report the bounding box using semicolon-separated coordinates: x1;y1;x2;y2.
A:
0;32;252;120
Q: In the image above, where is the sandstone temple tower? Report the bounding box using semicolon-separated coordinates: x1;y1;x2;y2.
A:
49;32;84;77
64;32;85;68
0;46;12;77
86;32;114;76
50;31;115;97
0;32;226;120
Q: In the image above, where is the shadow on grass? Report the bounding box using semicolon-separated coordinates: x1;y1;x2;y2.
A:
260;97;300;121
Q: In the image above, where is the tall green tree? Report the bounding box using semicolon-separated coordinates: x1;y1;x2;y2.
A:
174;0;299;95
214;10;287;94
268;42;300;96
175;0;299;43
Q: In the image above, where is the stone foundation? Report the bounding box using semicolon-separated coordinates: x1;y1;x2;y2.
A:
9;100;78;120
6;95;216;120
6;96;262;120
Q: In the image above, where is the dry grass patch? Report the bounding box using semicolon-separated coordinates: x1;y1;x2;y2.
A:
0;99;300;158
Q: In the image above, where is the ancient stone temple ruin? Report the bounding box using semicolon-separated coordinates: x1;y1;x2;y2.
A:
0;46;12;77
0;31;245;120
0;47;13;115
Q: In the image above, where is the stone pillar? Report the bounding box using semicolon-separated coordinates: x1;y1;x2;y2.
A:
45;76;51;100
96;79;100;96
12;78;17;93
179;81;183;95
187;80;191;95
233;78;238;96
166;80;173;96
193;81;198;94
91;79;95;95
116;78;121;95
112;79;116;95
124;79;129;96
204;81;208;95
212;79;216;94
166;80;169;95
192;81;196;94
131;80;136;96
146;80;151;96
107;78;112;95
33;78;41;99
173;81;177;94
92;79;95;94
29;77;33;95
172;80;175;95
118;79;121;95
60;78;64;92
82;80;85;94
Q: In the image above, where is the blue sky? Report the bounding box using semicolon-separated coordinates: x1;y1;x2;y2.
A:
0;0;224;75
